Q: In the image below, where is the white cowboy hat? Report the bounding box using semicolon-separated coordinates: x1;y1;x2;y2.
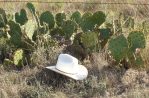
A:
46;54;88;80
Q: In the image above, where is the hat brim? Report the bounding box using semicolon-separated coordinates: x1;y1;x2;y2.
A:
46;65;88;80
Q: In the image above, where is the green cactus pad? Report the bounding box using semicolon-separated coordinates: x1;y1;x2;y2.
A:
127;31;146;52
92;11;106;26
40;11;55;29
108;34;128;62
99;28;111;41
8;21;22;47
0;8;7;28
134;54;144;68
24;20;37;40
80;32;100;53
80;12;94;32
13;49;24;66
71;11;81;25
15;9;28;25
62;20;76;39
26;2;35;14
55;13;66;27
99;28;112;48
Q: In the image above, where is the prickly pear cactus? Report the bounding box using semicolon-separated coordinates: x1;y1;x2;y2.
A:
99;28;112;48
127;31;146;52
62;20;77;39
26;2;35;14
80;32;100;53
80;11;106;32
15;9;28;25
24;20;37;40
80;12;94;32
108;34;128;63
50;27;64;36
40;11;55;29
134;54;144;68
8;21;22;47
0;8;7;28
92;11;106;26
99;28;112;41
71;11;81;25
13;49;24;66
55;13;66;27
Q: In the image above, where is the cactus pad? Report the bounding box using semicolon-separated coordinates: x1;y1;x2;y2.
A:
80;12;94;32
92;11;106;26
15;9;28;25
99;28;111;41
13;49;24;66
127;31;146;52
134;54;144;68
8;21;22;47
26;2;35;14
80;32;100;53
40;11;55;29
99;28;112;48
62;20;77;39
71;11;81;25
55;13;66;27
24;20;37;40
108;34;128;62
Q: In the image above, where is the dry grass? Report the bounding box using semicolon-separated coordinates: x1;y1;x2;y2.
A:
0;50;149;98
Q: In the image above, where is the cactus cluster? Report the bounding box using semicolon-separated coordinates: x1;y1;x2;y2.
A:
72;31;100;57
0;2;147;69
40;11;55;29
51;12;77;39
62;20;77;39
108;31;146;67
80;11;106;32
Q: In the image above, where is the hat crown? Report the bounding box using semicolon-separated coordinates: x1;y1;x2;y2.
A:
56;54;78;74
